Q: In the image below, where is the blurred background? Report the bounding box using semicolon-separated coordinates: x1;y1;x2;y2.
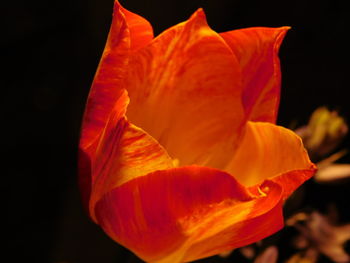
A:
2;0;349;262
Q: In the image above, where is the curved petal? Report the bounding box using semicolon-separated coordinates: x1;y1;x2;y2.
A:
119;2;154;51
220;27;290;123
79;0;154;212
182;180;283;262
87;102;174;221
124;9;245;170
79;90;129;214
95;166;284;262
225;121;316;199
80;0;154;150
80;2;129;150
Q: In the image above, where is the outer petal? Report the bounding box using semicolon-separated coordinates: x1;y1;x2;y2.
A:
119;3;154;51
80;0;154;150
220;27;289;123
124;9;245;170
79;1;154;211
225;121;316;199
95;166;284;262
182;180;283;262
87;97;174;221
81;2;126;150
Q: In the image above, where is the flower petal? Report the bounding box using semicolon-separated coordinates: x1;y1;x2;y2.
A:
79;90;129;213
80;2;129;150
220;27;289;123
119;1;154;51
124;9;245;169
225;121;316;199
80;0;154;150
79;0;154;212
95;166;284;262
87;102;174;221
181;180;283;262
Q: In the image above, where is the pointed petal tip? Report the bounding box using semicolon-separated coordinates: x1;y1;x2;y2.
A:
226;121;316;193
112;0;154;51
188;7;208;26
194;7;206;17
279;26;291;31
274;26;291;49
113;0;122;8
277;26;291;38
112;0;123;15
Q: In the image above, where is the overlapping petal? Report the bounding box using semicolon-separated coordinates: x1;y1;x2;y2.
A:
79;0;154;212
80;2;129;150
220;27;289;123
225;121;316;199
89;95;174;221
124;9;245;169
95;166;283;262
79;1;153;210
119;3;154;51
78;1;317;262
182;180;283;262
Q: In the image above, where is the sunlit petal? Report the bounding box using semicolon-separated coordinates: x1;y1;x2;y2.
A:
119;1;154;51
78;1;316;262
95;166;283;262
226;121;316;199
79;0;154;213
125;8;245;169
80;2;128;150
220;27;289;123
88;100;174;221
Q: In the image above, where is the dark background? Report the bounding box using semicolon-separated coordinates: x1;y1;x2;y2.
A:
2;0;349;262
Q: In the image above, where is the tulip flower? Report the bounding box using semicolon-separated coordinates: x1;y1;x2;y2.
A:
79;1;316;262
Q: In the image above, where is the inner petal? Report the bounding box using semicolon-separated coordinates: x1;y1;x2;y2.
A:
220;27;290;123
124;9;245;169
225;121;314;187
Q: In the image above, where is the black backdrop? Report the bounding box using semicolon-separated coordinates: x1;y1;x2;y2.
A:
3;0;349;262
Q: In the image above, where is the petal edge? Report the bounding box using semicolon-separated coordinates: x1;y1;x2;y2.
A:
226;121;316;199
220;27;290;123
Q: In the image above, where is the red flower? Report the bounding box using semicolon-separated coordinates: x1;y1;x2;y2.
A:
79;1;316;262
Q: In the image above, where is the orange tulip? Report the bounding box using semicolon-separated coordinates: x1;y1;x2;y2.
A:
79;1;316;262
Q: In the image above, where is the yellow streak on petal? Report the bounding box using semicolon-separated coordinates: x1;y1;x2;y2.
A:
226;121;313;186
